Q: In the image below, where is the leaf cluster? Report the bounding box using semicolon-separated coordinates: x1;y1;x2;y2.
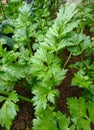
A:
67;97;94;130
0;91;19;130
33;109;75;130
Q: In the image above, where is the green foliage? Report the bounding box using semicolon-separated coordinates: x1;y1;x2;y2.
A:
30;2;83;129
71;61;94;97
0;0;65;129
67;33;91;56
31;48;67;84
13;2;33;49
67;97;94;130
40;2;79;53
32;82;59;113
31;48;67;114
12;0;56;50
3;0;23;19
0;91;19;130
33;109;58;130
72;70;92;88
0;17;14;50
0;0;94;129
33;109;75;130
30;0;61;45
75;0;94;34
56;112;75;130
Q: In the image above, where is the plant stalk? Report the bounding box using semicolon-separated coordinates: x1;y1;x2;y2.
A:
18;95;32;103
0;91;32;103
63;52;72;69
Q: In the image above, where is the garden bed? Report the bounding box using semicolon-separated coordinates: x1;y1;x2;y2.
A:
0;0;94;130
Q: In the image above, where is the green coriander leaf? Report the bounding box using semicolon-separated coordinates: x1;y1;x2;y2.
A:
33;109;58;130
56;112;75;130
0;92;19;130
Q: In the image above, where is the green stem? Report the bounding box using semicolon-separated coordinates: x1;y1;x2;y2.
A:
0;91;32;103
63;52;72;69
26;26;32;53
18;95;32;103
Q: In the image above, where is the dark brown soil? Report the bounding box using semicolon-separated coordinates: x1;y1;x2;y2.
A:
57;50;82;116
12;100;33;130
12;85;34;130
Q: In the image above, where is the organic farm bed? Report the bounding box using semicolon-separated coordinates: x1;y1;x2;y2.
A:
0;0;94;130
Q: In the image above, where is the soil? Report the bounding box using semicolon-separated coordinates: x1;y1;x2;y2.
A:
11;85;34;130
57;50;82;116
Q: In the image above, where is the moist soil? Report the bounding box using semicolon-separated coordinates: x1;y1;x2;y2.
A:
57;50;82;116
